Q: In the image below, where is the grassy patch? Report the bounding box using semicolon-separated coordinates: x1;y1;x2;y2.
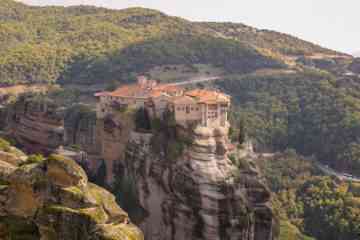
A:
0;138;11;152
0;216;40;240
279;221;314;240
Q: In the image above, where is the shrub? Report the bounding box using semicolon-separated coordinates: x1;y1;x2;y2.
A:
26;154;45;164
237;157;251;170
70;144;81;151
135;107;151;131
0;138;11;152
150;118;162;132
166;140;184;160
228;154;236;164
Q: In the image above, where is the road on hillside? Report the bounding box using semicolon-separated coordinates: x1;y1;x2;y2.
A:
316;162;360;182
168;76;222;86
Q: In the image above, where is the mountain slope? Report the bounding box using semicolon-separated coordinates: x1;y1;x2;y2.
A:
199;22;342;57
0;0;349;85
353;51;360;57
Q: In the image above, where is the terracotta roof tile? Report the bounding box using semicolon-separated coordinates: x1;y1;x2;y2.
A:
109;84;148;98
149;90;166;98
95;82;229;106
95;82;182;99
185;89;230;104
170;96;197;105
153;84;181;93
94;91;110;97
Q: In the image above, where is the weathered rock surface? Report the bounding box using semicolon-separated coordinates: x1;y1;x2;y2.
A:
1;93;277;240
0;149;143;240
123;125;277;240
1;94;136;184
64;104;102;157
4;95;64;153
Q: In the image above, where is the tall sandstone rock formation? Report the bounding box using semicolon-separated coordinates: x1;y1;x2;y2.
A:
123;124;277;240
1;95;278;240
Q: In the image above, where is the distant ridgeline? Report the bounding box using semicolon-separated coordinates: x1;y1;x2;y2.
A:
0;0;347;85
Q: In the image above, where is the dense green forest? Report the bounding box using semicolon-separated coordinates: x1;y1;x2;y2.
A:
0;0;346;85
257;150;360;240
221;67;360;175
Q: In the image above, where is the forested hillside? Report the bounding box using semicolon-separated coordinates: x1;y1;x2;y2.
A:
2;1;360;240
0;0;348;85
218;68;360;174
256;151;360;240
2;0;360;181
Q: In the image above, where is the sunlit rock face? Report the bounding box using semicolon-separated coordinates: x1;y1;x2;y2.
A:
0;149;144;240
4;95;64;153
0;94;277;240
124;124;277;240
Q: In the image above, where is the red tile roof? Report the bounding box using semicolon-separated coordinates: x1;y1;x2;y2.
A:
110;84;148;98
185;89;230;104
169;95;197;105
153;84;181;93
94;91;110;97
95;83;181;99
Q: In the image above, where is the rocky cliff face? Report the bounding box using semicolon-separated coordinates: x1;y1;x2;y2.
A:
4;95;64;153
1;94;277;240
0;145;143;240
97;110;136;183
64;105;101;156
1;95;104;175
123;124;277;240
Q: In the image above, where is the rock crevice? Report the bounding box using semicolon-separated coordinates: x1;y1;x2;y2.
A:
0;150;143;240
124;125;276;240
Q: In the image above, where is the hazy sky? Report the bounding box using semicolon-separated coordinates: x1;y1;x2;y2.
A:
18;0;359;54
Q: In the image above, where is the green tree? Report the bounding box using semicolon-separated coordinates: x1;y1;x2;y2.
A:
135;107;151;131
298;177;360;240
26;154;45;164
238;117;247;144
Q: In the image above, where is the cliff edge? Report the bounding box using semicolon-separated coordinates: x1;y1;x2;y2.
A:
0;139;143;240
122;123;277;240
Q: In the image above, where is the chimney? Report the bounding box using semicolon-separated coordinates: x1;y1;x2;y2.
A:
137;75;147;87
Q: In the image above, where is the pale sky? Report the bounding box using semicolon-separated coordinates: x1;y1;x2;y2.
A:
18;0;359;54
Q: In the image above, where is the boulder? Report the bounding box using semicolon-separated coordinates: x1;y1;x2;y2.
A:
0;150;143;240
